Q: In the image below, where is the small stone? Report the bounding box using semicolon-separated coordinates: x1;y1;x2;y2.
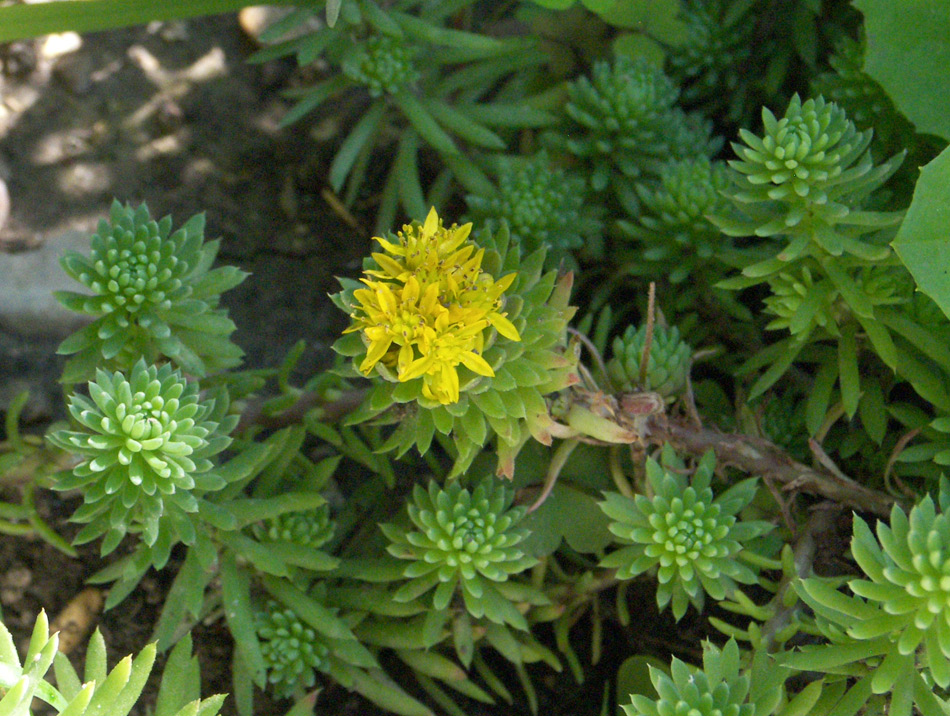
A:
0;229;93;338
40;32;83;60
0;177;8;232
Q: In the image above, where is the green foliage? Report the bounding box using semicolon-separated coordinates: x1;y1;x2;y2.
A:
623;640;783;716
382;478;538;629
0;0;299;43
606;323;693;399
0;611;224;716
785;490;950;716
465;151;602;261
854;0;950;142
47;359;235;566
255;600;331;697
893;146;950;322
557;54;718;198
600;446;773;620
6;4;950;716
618;157;732;283
55;200;246;382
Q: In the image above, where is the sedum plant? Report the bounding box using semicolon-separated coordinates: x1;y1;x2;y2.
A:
332;208;577;477
381;478;538;629
54;201;246;383
47;359;236;568
623;640;785;716
465;151;602;263
787;486;950;716
606;323;693;400
555;54;719;201
600;446;773;620
0;611;224;716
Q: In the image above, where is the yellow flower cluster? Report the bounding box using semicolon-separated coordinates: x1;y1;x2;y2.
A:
346;208;521;404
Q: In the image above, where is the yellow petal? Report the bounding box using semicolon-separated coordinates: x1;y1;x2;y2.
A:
400;354;435;382
437;362;460;404
488;312;521;342
373;235;405;255
372;252;407;279
359;335;393;374
459;351;494;377
423;207;439;238
494;272;517;292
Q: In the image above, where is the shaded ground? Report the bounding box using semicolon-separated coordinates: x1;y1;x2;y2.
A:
0;12;372;716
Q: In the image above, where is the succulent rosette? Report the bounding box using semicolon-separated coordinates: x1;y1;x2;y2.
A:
624;640;764;716
381;479;538;629
848;494;950;688
331;209;577;477
48;359;235;566
620;157;732;282
559;54;719;194
665;0;755;123
606;323;693;400
256;600;331;697
341;34;419;97
713;94;904;263
600;446;773;620
465;151;602;260
55;201;247;381
255;504;335;550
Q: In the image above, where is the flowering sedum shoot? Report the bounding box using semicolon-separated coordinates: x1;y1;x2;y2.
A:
343;207;521;406
55;200;247;382
381;479;537;629
48;359;235;566
333;211;577;477
600;446;773;620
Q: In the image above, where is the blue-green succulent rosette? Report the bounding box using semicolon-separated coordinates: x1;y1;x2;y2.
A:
55;200;247;382
381;478;539;629
48;359;236;566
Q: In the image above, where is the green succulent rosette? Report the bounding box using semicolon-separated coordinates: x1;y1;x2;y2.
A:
606;323;692;400
254;503;335;550
466;151;602;261
558;55;719;194
600;446;773;620
624;639;788;716
380;478;538;629
48;359;236;567
849;493;950;688
341;34;419;97
665;0;755;124
256;599;331;697
619;157;732;283
331;212;578;478
55;200;247;382
788;487;950;716
712;94;904;265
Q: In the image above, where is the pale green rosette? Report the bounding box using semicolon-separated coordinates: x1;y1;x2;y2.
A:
381;479;537;629
55;200;246;381
48;359;235;566
600;447;773;620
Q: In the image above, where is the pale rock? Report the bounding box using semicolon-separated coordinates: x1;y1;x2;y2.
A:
0;229;93;337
